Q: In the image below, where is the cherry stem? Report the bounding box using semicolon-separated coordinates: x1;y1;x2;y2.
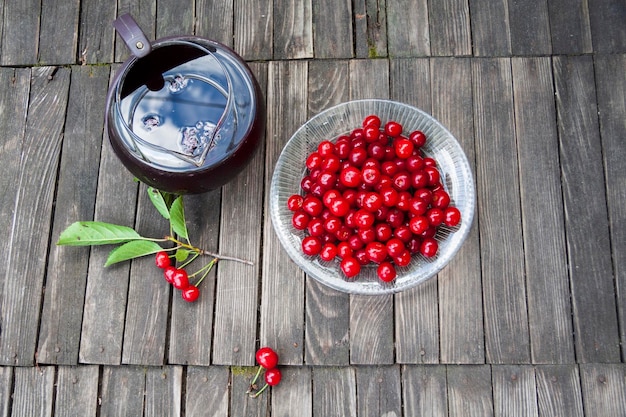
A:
163;236;254;265
246;365;264;394
250;383;269;398
191;258;217;286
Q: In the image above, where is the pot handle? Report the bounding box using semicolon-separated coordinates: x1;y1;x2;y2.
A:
113;14;152;58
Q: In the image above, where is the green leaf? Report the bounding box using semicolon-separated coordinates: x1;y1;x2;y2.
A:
147;187;170;220
175;249;191;262
169;196;189;240
105;240;164;266
57;221;142;246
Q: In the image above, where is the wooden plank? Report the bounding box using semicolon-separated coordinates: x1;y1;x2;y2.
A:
99;366;146;416
156;0;194;39
312;367;356;416
185;366;230;417
348;59;394;365
402;365;448;415
535;365;584;417
353;0;388;58
0;68;30;338
195;0;234;47
37;65;110;365
211;62;267;366
587;0;626;53
122;185;171;365
507;0;551;55
0;67;70;366
305;60;350;366
145;366;183;417
428;0;472;56
553;55;621;363
356;366;402;416
430;57;484;364
234;0;273;60
312;0;353;58
595;54;626;360
386;0;429;57
78;0;116;64
0;0;41;65
468;0;511;56
79;66;140;366
271;367;313;417
11;367;55;417
511;57;575;364
447;365;493;417
273;0;314;59
230;367;269;416
0;367;13;417
115;0;157;62
54;366;99;417
492;365;538;417
390;58;439;364
547;0;592;54
38;0;80;64
579;364;626;416
472;58;530;364
168;190;221;366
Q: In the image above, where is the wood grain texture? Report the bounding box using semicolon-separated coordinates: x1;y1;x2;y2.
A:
78;0;116;63
212;62;267;366
11;367;55;417
37;65;109;365
356;366;402;416
354;0;388;58
0;67;70;366
553;55;620;363
145;366;183;417
535;365;584;417
579;364;626;416
403;365;448;415
428;0;471;56
0;0;40;65
468;0;511;56
185;366;230;417
312;367;357;416
547;0;592;54
386;0;429;57
122;186;171;365
195;0;233;47
587;0;626;52
168;190;221;366
258;61;307;365
507;0;551;55
595;54;626;361
313;0;353;58
115;0;157;62
305;60;351;366
273;0;314;59
430;57;484;365
0;367;13;417
79;66;139;365
472;58;530;364
230;368;269;416
99;366;145;416
54;366;99;417
234;0;273;60
391;58;439;364
492;365;538;417
156;0;194;39
511;57;574;364
38;0;80;64
447;365;494;417
271;367;313;417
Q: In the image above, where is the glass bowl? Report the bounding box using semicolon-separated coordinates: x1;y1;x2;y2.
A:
270;99;475;295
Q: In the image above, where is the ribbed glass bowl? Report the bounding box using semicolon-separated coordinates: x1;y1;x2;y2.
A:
270;99;475;295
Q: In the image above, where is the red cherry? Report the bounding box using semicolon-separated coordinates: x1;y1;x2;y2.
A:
182;286;200;302
385;121;403;137
363;114;381;128
427;208;445;227
341;257;361;278
256;347;279;369
172;269;189;290
318;140;335;157
409;130;426;147
302;236;323;256
394;138;414;159
287;194;304;211
377;262;397;282
164;266;177;284
264;368;282;386
444;207;462;227
292;211;310;230
420;238;438;257
339;166;362;187
365;241;388;264
306;152;323;170
155;251;171;269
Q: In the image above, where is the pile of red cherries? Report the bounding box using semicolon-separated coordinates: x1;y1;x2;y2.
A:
286;115;461;282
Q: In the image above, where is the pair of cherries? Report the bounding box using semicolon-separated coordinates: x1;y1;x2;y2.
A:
248;347;282;397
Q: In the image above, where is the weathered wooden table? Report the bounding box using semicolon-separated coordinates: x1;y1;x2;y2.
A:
1;0;625;415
